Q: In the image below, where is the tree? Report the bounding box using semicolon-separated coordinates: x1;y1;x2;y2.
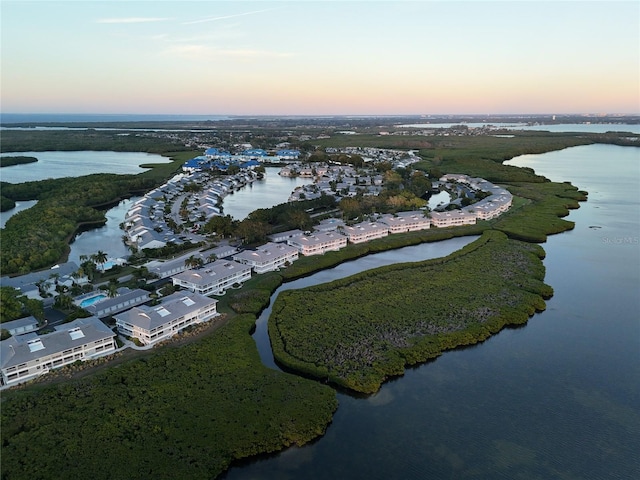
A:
0;287;24;322
236;219;270;245
107;280;118;298
408;171;432;198
286;210;312;230
81;259;98;281
54;293;74;310
201;215;235;237
185;255;199;269
92;251;108;270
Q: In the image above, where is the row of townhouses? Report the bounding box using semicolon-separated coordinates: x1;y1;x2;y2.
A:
123;166;258;250
165;175;513;297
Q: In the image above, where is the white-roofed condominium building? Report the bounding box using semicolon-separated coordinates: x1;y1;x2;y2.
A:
341;222;390;244
171;260;252;295
114;292;218;346
1;317;116;387
378;211;431;233
287;231;348;256
430;210;477;227
233;242;299;274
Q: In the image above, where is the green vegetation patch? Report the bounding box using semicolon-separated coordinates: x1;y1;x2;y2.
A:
0;155;38;167
269;231;551;394
1;315;337;480
494;181;587;242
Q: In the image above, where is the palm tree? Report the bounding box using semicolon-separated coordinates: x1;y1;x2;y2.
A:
71;267;85;285
107;282;118;298
184;255;198;269
206;253;217;264
54;293;73;310
92;250;108;270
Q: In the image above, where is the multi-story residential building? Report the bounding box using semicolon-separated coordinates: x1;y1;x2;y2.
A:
114;292;218;346
342;222;390;244
171;260;252;295
378;211;431;233
0;317;116;387
287;231;347;256
233;242;299;274
430;210;477;227
467;193;513;220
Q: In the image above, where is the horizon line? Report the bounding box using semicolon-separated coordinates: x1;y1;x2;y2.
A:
2;112;639;118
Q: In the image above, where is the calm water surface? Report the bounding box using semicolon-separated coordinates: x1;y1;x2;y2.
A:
0;150;171;183
224;143;640;479
221;167;311;220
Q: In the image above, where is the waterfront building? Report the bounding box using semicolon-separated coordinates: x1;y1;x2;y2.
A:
379;211;431;233
467;193;513;220
287;231;347;256
342;222;390;244
113;292;218;346
171;260;252;295
430;210;477;227
0;317;116;387
1;261;82;300
233;242;299;274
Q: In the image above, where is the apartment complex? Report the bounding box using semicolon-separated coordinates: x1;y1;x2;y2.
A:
171;260;252;295
287;231;348;256
233;242;299;274
0;317;116;387
113;292;218;346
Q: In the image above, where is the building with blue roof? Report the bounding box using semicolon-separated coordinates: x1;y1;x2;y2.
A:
276;149;300;160
243;148;268;157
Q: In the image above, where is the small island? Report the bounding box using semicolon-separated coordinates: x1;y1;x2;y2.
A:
0;155;38;167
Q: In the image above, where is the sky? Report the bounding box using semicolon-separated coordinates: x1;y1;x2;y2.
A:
1;0;639;116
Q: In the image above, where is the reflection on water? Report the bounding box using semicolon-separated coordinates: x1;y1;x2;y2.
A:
221;167;312;220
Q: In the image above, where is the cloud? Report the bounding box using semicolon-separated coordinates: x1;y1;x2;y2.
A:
182;8;276;25
97;17;170;24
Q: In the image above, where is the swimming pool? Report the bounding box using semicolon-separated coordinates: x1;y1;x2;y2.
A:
79;294;107;308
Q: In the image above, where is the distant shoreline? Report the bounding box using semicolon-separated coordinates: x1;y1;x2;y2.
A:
1;113;638;128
